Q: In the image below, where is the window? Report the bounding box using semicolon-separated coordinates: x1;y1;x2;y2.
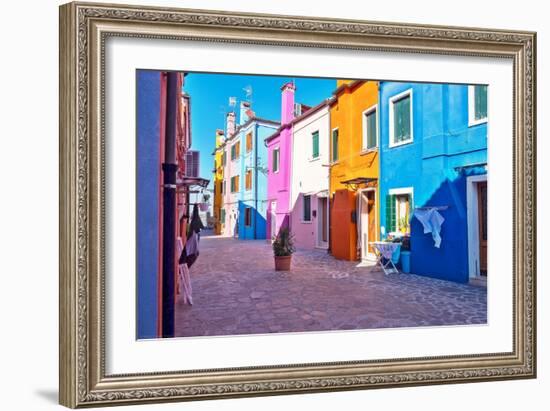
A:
362;106;377;150
222;180;226;194
385;188;413;234
469;85;488;126
220;208;225;224
303;195;311;222
312;131;320;159
221;151;226;166
245;169;252;190
230;175;240;193
390;90;413;147
246;132;253;152
231;141;240;160
331;128;339;162
244;207;252;227
272;148;280;173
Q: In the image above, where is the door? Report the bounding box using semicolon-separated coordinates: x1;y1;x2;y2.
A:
477;182;488;275
317;197;328;247
360;190;376;260
270;201;277;240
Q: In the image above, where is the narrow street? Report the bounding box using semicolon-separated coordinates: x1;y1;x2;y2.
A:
174;232;487;337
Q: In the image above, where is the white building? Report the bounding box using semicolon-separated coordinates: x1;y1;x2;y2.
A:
289;100;332;250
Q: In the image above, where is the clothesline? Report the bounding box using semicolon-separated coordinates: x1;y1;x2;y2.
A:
414;205;449;211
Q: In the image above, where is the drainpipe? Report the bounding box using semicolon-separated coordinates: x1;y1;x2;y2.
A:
254;127;258;239
161;71;178;338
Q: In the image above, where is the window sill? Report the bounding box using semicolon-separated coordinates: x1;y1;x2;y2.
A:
300;220;313;224
389;139;413;148
468;117;488;127
360;148;378;156
309;157;321;163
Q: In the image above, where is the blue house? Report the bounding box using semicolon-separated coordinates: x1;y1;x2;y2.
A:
379;81;488;283
232;102;279;239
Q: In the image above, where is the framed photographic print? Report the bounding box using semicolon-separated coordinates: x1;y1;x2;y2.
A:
59;1;537;408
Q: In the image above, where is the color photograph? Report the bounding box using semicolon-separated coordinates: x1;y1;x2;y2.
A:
136;70;488;339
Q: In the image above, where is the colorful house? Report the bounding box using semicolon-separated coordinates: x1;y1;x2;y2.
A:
265;83;296;239
212;129;225;235
329;80;380;262
220;102;279;239
289;100;332;249
378;81;488;283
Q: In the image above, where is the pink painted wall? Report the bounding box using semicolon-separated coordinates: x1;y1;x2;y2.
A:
266;82;295;239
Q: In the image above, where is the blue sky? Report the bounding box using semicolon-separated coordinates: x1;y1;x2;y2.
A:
182;72;336;190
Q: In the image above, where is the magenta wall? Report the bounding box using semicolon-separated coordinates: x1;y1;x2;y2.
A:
266;83;295;239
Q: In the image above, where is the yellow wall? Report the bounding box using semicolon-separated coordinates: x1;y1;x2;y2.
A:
213;132;224;235
329;80;380;260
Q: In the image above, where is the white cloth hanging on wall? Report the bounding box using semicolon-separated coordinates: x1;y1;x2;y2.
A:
413;208;445;248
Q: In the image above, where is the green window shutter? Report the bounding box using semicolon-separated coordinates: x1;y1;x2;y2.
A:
312;131;319;158
272;149;279;172
475;85;488;120
393;96;411;143
332;129;339;161
367;110;377;149
385;194;396;233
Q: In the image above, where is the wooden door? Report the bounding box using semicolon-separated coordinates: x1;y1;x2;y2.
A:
477;182;488;275
367;191;376;254
321;197;328;243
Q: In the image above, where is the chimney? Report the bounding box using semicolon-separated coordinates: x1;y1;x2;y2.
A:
239;101;252;125
281;82;296;125
226;112;236;137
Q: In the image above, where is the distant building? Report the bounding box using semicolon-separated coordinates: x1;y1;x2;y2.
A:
215;102;279;239
212;129;225;235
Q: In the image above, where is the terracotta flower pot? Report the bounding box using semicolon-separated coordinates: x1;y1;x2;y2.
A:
274;255;292;271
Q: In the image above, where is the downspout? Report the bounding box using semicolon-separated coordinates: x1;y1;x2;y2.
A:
161;71;178;338
254;126;258;239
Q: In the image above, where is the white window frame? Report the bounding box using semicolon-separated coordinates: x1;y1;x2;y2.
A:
389;89;414;148
468;85;488;127
388;187;414;234
302;194;312;223
272;147;280;173
361;104;379;152
330;127;339;163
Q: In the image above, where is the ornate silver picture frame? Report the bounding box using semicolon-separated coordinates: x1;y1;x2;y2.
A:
59;1;536;408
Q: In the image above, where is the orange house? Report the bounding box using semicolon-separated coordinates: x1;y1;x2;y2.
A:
329;80;380;262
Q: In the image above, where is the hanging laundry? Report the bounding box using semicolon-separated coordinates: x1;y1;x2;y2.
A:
413;208;445;248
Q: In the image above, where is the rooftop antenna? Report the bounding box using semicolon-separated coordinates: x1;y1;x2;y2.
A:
243;85;253;104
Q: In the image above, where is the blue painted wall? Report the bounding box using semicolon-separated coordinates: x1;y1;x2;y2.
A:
136;71;161;338
237;122;277;239
379;82;487;283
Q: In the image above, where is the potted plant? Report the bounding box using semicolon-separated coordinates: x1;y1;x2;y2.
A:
272;227;296;271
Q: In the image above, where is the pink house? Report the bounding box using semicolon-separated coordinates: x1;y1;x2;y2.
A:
265;83;296;239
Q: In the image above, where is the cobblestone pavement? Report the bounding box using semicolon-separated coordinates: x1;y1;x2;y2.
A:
174;233;487;337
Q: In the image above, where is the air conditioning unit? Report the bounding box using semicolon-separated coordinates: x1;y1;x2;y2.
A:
185;150;200;177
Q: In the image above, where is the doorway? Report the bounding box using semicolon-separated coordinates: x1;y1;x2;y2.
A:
270;201;277;240
317;196;329;248
467;174;488;278
477;181;488;276
360;189;376;262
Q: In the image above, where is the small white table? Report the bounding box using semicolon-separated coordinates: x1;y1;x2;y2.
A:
369;241;400;275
